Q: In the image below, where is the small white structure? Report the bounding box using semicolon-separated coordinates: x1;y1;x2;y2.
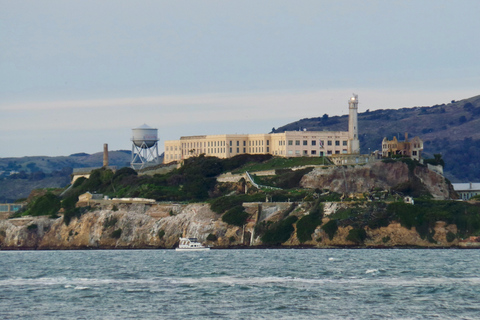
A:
131;124;160;170
175;237;210;251
452;183;480;200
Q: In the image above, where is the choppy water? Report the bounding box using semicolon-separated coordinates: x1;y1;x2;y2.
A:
1;249;479;319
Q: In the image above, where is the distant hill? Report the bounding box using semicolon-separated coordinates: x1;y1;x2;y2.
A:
274;94;480;182
0;150;135;202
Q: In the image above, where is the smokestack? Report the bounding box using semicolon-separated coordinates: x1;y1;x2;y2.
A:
103;143;109;167
405;132;409;142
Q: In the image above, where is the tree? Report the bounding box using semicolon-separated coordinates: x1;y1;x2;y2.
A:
322;114;329;121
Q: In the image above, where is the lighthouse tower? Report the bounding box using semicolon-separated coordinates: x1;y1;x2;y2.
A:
348;94;360;154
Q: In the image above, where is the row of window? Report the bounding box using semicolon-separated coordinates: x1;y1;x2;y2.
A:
286;149;348;156
287;140;348;147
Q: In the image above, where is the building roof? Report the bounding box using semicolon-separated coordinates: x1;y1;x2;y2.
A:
452;183;480;192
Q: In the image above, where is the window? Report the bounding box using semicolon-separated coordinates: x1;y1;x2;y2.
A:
311;150;316;155
237;141;239;146
335;141;340;146
243;141;246;146
413;151;417;156
335;151;340;154
327;150;332;155
295;140;300;146
267;140;269;145
229;148;232;153
327;141;332;146
266;147;269;152
288;140;293;145
343;141;347;146
311;140;316;146
237;148;239;153
295;150;300;155
288;150;293;155
229;141;232;146
303;140;308;146
243;148;246;153
303;150;308;155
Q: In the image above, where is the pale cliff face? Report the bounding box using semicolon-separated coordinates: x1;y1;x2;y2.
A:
300;161;453;200
0;203;231;249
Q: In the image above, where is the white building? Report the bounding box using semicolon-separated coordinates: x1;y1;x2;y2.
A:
452;183;480;200
164;95;360;164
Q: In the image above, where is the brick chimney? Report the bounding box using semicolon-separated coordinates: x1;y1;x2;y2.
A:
103;143;109;167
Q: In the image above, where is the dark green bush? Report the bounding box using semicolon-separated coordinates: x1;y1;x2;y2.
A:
206;233;218;241
158;230;165;239
111;228;122;239
296;201;323;243
321;220;338;240
103;216;118;229
210;194;264;214
222;206;249;227
346;228;367;244
27;224;38;230
446;231;456;242
261;216;298;245
29;193;61;217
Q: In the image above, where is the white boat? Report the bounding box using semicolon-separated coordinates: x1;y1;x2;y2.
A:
175;237;210;251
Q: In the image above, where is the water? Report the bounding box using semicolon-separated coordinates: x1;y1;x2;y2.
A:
1;249;479;319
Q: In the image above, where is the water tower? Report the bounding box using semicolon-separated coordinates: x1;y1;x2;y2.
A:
131;124;160;170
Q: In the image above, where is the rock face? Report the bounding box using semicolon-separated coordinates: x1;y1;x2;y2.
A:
0;203;232;250
300;161;453;200
0;200;465;249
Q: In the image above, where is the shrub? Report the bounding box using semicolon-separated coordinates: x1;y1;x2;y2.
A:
103;216;118;229
28;193;61;217
382;236;391;243
229;236;236;243
296;201;323;243
111;228;122;239
222;206;249;227
446;231;456;242
206;233;218;241
346;228;367;244
27;224;38;230
321;220;338;240
261;216;298;245
158;230;165;239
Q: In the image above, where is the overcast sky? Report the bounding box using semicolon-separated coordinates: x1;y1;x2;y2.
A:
1;0;479;157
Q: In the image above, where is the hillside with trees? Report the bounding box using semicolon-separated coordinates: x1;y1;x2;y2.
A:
273;94;480;182
0;150;134;202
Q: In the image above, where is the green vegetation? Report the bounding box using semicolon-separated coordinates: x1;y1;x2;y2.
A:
260;216;298;245
346;228;367;244
27;224;38;230
233;156;331;174
111;228;122;239
387;200;480;239
321;220;338;240
103;216;118;229
296;200;323;243
446;231;456;242
222;206;249;227
20;193;61;218
158;229;165;239
206;233;217;241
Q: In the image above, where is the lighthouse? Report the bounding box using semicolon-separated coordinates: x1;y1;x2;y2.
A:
348;94;360;154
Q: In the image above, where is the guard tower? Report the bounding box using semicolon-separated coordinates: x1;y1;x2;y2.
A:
348;94;360;154
131;124;160;170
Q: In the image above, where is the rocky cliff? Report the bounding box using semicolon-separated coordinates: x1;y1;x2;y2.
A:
300;161;453;200
0;200;469;250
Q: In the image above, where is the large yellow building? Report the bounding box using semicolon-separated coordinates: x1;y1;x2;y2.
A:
164;95;360;164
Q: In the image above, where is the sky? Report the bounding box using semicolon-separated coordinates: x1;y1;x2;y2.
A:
1;0;480;157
